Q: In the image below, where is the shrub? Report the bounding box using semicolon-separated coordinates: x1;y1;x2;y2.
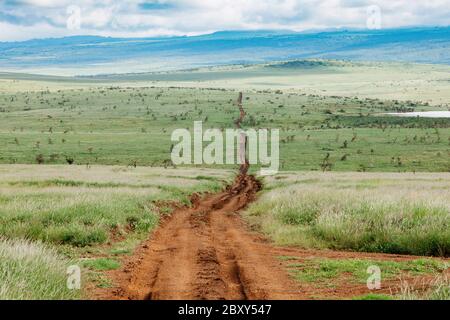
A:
35;154;44;164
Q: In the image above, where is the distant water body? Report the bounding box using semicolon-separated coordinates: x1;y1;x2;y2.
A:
386;111;450;118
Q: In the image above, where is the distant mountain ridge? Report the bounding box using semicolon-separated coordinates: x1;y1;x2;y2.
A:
0;26;449;75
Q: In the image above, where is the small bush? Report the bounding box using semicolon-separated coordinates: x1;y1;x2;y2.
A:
35;154;44;164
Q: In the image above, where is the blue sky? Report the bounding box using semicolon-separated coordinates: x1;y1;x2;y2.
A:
0;0;449;41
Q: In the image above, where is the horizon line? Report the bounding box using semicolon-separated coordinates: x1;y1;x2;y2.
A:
1;24;449;44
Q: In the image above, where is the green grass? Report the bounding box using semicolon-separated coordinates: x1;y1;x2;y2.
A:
0;238;80;300
0;77;449;172
110;247;132;255
0;165;230;298
82;258;121;271
246;172;450;256
1;61;449;299
0;166;227;248
0;191;158;247
280;254;449;300
88;272;114;289
353;279;450;300
286;257;448;285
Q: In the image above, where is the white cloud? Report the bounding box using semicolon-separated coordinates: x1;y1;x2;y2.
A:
0;0;449;41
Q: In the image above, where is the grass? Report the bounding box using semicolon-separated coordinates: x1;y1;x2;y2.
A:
1;61;449;299
281;255;448;300
0;187;158;247
0;164;231;298
285;257;448;285
0;165;228;248
1;65;449;172
0;238;80;300
398;275;449;300
246;172;450;256
82;258;121;271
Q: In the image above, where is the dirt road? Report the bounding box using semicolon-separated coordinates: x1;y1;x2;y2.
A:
103;174;305;300
93;92;447;300
94;173;448;300
100;92;306;299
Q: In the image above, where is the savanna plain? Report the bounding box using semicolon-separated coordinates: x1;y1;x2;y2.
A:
0;60;449;300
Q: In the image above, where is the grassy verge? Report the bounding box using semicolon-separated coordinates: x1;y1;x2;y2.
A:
0;165;231;299
0;238;80;300
397;275;449;300
0;166;228;248
283;256;447;285
279;255;448;300
245;172;450;256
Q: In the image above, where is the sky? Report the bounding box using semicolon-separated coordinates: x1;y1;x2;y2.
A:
0;0;449;41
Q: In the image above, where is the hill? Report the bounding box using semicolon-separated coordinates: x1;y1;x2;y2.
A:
1;27;449;75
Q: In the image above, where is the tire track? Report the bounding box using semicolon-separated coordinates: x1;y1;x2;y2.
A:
102;174;306;300
99;93;304;300
92;92;446;300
